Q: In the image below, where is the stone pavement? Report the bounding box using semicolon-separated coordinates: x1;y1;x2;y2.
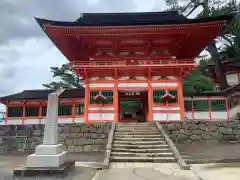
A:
191;163;240;180
93;163;198;180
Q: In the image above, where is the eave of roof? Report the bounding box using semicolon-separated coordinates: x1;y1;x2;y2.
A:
0;87;234;102
35;12;235;28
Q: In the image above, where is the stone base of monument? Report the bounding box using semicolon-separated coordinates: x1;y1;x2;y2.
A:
13;160;75;177
13;144;75;177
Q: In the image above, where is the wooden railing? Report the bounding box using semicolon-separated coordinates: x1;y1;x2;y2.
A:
72;59;195;68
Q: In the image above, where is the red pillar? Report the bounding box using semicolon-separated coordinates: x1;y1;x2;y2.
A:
84;80;89;123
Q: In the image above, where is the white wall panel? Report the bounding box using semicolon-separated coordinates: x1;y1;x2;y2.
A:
151;82;178;87
88;107;114;111
153;113;181;121
88;113;114;121
118;83;148;88
88;83;114;88
152;106;180;110
194;112;210;120
211;112;227;120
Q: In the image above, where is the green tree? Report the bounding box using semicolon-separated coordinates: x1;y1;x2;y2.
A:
165;0;240;90
43;63;83;90
183;57;214;93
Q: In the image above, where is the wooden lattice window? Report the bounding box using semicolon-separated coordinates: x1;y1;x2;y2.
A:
76;104;84;115
153;90;165;104
42;106;47;116
90;91;113;104
8;106;23;117
58;105;72;116
25;106;39;117
210;100;226;110
184;100;192;111
168;90;178;103
193;100;209;111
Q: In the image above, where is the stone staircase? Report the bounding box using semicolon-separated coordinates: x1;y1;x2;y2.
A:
110;122;176;162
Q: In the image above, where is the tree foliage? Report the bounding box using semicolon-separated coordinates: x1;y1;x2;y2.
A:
166;0;240;91
43;63;83;90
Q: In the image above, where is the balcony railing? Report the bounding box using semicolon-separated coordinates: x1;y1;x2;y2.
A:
72;59;195;68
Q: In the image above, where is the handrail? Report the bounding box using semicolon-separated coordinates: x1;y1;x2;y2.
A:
72;59;196;68
156;122;190;170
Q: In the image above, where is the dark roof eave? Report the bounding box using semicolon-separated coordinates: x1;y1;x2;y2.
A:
35;13;235;27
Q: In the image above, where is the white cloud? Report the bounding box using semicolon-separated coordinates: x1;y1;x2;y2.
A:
0;0;167;112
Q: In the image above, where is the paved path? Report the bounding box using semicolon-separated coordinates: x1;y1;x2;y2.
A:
191;163;240;180
93;163;197;180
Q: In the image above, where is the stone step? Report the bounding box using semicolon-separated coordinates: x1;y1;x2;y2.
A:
114;134;164;138
111;152;174;157
115;128;158;131
113;137;165;141
116;124;157;128
115;129;159;133
115;132;160;135
111;148;172;153
113;140;166;145
110;156;176;162
112;144;169;149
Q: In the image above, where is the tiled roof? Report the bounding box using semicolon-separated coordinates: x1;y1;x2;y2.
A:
0;88;85;101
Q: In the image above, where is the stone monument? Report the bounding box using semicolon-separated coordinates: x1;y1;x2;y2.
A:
26;92;67;167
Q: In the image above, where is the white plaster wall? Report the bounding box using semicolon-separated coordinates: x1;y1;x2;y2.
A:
184;112;193;120
88;83;114;88
7;120;22;125
75;117;84;123
151;82;178;87
24;119;40;125
88;113;114;121
152;106;180;110
88;107;114;110
194;112;210;120
153;113;181;121
58;118;73;124
226;73;239;85
211;112;227;119
118;83;148;88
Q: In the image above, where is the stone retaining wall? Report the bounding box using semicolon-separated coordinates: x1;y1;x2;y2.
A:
162;120;240;145
0;123;111;153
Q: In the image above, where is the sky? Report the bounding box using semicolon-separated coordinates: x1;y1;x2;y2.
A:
0;0;167;99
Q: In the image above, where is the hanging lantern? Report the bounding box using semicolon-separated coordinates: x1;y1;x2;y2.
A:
93;90;107;104
160;90;175;104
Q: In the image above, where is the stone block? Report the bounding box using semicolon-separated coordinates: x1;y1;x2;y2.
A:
67;146;75;152
70;127;81;133
91;133;98;139
189;124;198;130
26;151;67;167
66;139;74;145
219;127;233;135
75;146;83;152
83;145;92;152
190;135;202;140
0;145;7;153
91;145;102;152
32;130;42;136
67;133;82;139
61;127;69;134
58;134;67;142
